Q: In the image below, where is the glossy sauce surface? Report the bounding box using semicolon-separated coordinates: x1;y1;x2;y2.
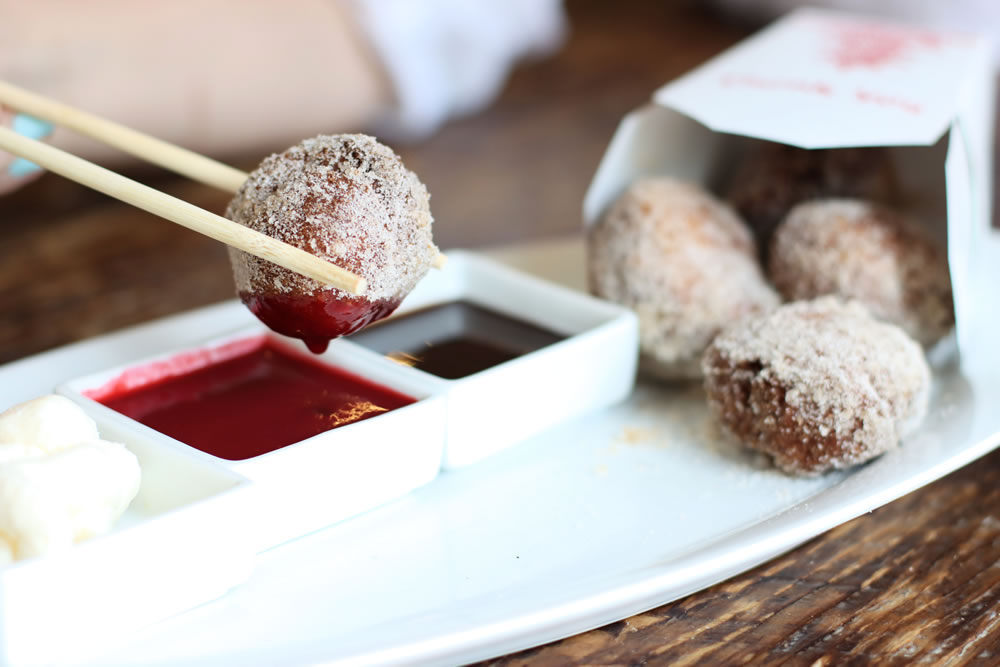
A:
96;339;415;460
349;301;565;379
242;291;402;354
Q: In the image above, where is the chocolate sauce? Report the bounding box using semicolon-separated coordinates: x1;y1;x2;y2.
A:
348;301;565;379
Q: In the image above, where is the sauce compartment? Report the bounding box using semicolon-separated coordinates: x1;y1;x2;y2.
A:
349;300;566;380
59;331;446;552
92;337;418;461
0;419;255;666
345;251;640;468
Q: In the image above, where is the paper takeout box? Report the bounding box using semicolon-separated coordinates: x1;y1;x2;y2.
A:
584;8;997;368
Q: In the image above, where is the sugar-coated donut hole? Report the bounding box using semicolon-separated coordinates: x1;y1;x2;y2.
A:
702;298;931;476
726;143;896;253
768;198;953;346
587;177;779;380
226;134;437;353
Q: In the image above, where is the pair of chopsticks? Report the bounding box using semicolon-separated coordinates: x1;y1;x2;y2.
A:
0;80;368;294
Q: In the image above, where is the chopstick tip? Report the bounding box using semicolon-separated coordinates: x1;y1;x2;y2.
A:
354;276;369;296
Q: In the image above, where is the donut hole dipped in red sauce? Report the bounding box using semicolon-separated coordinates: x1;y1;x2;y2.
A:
226;134;438;353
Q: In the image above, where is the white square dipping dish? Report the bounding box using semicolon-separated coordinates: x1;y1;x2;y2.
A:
345;251;640;469
0;419;255;666
59;330;447;552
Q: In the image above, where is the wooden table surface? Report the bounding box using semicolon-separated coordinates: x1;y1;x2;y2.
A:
3;1;1000;664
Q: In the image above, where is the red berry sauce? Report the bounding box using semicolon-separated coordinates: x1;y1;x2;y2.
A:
241;291;403;354
90;337;415;460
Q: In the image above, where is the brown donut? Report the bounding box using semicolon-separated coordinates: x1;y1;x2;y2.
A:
768;198;953;346
587;177;779;380
702;297;931;476
726;142;895;250
226;134;438;353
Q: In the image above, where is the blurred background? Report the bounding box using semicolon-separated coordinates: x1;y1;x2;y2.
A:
0;0;995;363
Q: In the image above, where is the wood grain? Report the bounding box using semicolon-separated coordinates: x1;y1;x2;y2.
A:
1;0;998;663
0;180;234;362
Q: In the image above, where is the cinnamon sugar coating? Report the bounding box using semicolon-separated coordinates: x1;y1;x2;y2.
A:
702;298;931;476
769;199;953;346
587;177;779;380
226;134;438;304
726;143;895;250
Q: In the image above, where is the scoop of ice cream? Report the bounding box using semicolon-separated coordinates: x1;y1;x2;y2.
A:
0;395;140;565
0;394;100;453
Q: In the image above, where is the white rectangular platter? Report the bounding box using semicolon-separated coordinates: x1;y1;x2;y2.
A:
2;237;998;665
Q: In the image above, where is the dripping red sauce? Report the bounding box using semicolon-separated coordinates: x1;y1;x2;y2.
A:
241;291;403;354
87;336;415;460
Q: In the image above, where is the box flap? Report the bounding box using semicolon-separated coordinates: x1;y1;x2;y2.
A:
655;8;989;148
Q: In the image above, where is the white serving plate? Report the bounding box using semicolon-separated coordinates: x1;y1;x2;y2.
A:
0;412;256;666
0;238;997;665
345;251;639;468
60;329;447;552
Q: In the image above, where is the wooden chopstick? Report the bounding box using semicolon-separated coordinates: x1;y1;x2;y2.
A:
0;126;367;295
0;80;247;193
0;79;445;271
